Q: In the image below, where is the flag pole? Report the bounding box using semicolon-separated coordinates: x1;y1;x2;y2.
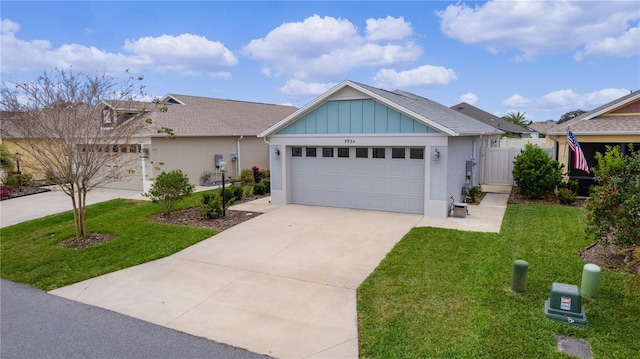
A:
563;127;569;157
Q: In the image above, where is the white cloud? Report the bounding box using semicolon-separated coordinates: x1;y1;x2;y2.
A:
575;25;640;61
123;33;237;75
1;18;19;33
503;93;530;107
0;19;238;76
437;0;640;61
503;88;632;120
279;79;337;100
365;16;413;42
458;92;478;105
242;14;422;81
373;65;457;89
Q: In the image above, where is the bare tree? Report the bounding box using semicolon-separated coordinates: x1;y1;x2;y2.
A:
1;68;154;239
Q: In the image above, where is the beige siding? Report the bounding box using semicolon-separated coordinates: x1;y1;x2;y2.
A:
149;136;269;186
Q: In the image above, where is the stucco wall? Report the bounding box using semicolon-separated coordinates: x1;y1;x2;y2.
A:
149;136;269;186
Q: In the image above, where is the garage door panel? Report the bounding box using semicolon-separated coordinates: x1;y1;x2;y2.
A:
290;147;425;214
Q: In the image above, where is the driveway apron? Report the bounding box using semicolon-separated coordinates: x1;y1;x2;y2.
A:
51;205;422;359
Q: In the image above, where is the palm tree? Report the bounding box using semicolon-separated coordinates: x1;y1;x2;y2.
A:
502;111;529;128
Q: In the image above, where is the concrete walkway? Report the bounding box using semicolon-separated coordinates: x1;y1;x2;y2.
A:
415;184;511;233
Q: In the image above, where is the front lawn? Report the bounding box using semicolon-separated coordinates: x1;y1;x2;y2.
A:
357;204;639;358
0;192;217;291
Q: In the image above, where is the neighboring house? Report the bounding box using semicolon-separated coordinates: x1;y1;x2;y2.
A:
104;94;298;191
451;102;536;138
529;120;558;135
259;80;502;218
548;90;640;196
1;96;298;192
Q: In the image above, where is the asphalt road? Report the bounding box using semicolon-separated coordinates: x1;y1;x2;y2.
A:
0;279;271;359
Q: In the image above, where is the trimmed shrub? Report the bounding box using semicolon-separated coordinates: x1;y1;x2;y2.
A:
232;185;244;201
200;192;230;219
586;145;640;249
240;169;255;186
143;170;194;216
253;182;267;195
512;143;564;199
262;178;271;193
260;169;270;180
556;188;576;205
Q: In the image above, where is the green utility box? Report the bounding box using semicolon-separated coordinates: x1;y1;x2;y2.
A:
544;282;587;327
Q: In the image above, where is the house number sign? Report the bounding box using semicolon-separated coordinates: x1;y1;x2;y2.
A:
344;139;356;144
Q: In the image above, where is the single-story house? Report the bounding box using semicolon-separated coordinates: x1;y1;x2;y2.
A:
548;90;640;195
100;94;298;191
259;80;502;218
451;102;537;138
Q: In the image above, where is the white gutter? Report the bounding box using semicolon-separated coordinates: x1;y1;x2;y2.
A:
236;135;244;178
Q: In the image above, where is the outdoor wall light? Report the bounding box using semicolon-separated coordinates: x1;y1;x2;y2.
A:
274;146;281;156
433;148;440;160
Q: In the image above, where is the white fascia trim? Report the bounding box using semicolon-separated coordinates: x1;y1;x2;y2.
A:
160;94;186;105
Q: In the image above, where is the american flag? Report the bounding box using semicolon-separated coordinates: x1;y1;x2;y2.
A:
567;129;590;173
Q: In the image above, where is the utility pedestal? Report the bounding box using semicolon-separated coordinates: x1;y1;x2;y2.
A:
544;282;587;327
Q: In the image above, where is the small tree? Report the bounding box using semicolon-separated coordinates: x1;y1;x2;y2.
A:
512;143;564;199
144;170;194;216
585;146;640;249
1;68;155;239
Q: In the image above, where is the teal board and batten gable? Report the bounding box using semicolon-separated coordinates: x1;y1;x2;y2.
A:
277;99;439;135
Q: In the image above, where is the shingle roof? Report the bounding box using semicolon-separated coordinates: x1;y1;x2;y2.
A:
549;90;640;135
140;94;298;137
450;102;533;135
528;120;558;135
261;80;502;137
356;83;501;136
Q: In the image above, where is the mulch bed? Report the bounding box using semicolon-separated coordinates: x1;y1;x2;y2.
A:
147;194;270;232
1;185;51;200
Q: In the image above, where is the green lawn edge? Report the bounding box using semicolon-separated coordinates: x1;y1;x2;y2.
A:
357;204;640;359
0;192;218;291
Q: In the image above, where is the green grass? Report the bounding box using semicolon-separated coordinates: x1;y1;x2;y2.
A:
0;191;218;291
357;204;640;359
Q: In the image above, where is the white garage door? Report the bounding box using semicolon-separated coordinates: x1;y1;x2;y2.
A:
290;146;425;214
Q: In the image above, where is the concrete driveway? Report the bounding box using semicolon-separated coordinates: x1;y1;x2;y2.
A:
0;187;145;228
51;205;423;359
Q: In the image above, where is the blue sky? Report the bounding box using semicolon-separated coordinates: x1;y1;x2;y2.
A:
2;1;639;122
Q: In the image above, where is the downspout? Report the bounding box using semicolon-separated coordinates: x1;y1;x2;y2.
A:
236;135;244;178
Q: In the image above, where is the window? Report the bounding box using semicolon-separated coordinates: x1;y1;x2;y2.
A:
356;148;368;158
322;147;334;157
372;148;385;159
410;148;424;159
392;148;405;159
306;147;317;157
292;147;302;157
337;147;349;158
